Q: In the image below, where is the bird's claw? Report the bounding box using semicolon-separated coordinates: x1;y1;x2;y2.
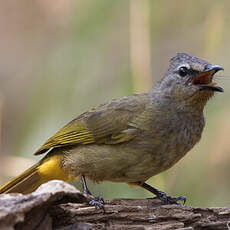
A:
95;196;105;204
89;196;105;211
165;195;186;205
157;191;186;205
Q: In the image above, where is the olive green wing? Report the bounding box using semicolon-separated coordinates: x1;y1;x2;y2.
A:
34;94;149;155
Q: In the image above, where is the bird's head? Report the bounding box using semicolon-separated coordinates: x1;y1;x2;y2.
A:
157;53;224;110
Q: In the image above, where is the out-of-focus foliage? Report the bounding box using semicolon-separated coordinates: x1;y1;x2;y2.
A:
0;0;229;207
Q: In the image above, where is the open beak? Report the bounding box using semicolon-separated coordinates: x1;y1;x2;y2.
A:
192;65;224;92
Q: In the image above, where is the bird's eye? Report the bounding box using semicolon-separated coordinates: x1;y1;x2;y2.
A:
178;66;189;77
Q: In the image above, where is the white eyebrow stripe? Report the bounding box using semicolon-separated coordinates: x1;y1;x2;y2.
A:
177;63;191;70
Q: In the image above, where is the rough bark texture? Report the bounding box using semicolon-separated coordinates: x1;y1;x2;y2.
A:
0;180;229;230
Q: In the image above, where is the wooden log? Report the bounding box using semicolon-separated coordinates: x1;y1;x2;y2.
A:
0;180;229;230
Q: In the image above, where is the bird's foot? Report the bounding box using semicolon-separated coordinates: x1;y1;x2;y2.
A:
140;182;186;205
89;196;105;211
155;191;186;205
80;175;105;211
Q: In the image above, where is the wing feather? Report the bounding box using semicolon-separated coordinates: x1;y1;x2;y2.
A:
34;94;149;155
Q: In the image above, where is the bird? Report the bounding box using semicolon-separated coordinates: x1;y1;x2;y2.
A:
0;53;224;208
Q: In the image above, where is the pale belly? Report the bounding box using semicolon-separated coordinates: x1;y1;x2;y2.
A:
61;129;200;183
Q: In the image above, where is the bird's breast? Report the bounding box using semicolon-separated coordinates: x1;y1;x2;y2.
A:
147;111;205;172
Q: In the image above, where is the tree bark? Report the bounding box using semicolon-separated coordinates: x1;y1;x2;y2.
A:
0;180;229;230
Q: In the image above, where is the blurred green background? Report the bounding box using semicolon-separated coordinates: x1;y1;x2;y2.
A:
0;0;229;207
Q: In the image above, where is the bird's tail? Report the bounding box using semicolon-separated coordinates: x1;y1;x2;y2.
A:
0;154;73;194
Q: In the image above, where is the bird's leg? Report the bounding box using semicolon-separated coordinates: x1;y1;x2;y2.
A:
139;182;186;205
80;175;92;196
80;175;105;210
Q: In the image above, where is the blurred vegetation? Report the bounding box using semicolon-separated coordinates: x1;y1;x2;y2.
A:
0;0;230;207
